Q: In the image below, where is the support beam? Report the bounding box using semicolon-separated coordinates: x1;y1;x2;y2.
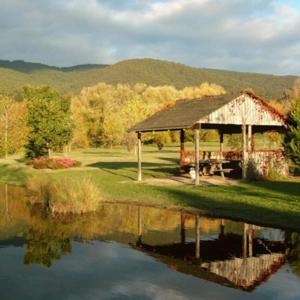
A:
243;223;248;258
248;225;253;257
180;211;186;244
137;132;142;181
251;133;255;153
137;206;142;245
242;124;247;179
194;126;200;186
180;129;185;172
220;218;225;237
195;214;201;259
247;125;252;159
219;131;224;159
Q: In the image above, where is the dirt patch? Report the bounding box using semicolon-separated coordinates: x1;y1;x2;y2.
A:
142;176;238;186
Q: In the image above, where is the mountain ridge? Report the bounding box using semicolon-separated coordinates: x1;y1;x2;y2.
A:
0;58;298;99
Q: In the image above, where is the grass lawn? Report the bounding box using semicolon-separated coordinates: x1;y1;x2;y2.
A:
0;144;299;231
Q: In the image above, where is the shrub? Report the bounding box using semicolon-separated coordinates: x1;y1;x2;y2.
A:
26;176;103;214
246;159;263;181
26;175;51;205
284;99;300;166
27;157;81;169
49;177;102;214
264;162;288;181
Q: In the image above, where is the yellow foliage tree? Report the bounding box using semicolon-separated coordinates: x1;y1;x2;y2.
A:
0;96;28;158
71;82;226;148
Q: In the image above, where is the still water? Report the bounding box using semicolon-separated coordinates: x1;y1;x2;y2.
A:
0;184;300;300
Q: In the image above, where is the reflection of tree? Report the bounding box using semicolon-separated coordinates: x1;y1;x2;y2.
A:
24;228;71;268
290;232;300;276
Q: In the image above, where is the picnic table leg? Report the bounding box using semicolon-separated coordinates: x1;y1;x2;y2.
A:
218;163;225;179
194;127;200;186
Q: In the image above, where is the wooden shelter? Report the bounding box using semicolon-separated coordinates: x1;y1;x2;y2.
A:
130;92;286;184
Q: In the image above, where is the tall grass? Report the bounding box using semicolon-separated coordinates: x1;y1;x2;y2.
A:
27;175;103;214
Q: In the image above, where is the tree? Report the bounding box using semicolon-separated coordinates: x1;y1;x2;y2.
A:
284;99;300;166
71;82;226;149
0;96;28;158
24;86;73;158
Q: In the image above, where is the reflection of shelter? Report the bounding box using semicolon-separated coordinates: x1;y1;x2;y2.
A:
134;209;287;291
130;92;286;184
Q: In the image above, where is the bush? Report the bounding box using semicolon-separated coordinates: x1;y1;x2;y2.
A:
26;175;51;205
284;99;300;166
26;176;103;214
246;159;263;181
264;163;287;181
27;157;81;169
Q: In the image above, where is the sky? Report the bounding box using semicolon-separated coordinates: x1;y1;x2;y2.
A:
0;0;300;75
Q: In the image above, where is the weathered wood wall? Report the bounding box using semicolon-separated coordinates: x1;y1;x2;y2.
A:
201;253;286;290
198;95;283;126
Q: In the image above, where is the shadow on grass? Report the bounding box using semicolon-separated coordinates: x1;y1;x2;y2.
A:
227;180;300;199
88;161;178;180
246;180;300;198
154;186;300;231
82;151;124;157
158;157;179;164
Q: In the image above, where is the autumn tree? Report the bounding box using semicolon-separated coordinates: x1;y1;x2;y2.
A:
0;96;28;158
24;86;73;158
71;82;226;149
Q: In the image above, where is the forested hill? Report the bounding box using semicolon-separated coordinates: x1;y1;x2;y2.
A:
0;59;108;73
0;58;297;99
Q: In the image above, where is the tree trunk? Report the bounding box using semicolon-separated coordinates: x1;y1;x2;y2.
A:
4;110;8;159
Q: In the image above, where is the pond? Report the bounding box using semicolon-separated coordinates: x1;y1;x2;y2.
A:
0;184;300;300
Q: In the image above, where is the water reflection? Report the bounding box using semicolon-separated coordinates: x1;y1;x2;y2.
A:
0;184;300;298
135;210;289;291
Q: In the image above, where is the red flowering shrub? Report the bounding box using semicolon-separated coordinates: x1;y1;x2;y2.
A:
28;157;81;169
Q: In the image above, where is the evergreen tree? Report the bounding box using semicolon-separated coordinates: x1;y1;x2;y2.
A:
24;86;73;158
284;99;300;165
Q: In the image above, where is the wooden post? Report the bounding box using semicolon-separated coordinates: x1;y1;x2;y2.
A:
243;223;248;258
5;184;8;216
219;131;224;159
194;126;200;186
248;225;253;257
220;218;225;237
180;211;186;244
4;110;8;160
137;132;142;181
247;125;252;159
195;214;201;259
180;129;185;172
137;206;142;245
242;124;247;179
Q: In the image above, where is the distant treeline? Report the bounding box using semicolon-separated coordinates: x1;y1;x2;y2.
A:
0;82;226;157
0;75;299;158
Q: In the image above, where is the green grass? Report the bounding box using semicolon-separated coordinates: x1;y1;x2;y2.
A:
0;145;299;230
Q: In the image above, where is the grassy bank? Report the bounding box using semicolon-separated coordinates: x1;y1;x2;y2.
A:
0;145;299;231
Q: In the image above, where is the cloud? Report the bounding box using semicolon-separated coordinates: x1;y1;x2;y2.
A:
0;0;299;74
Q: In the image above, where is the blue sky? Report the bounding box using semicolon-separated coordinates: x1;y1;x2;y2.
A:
0;0;300;75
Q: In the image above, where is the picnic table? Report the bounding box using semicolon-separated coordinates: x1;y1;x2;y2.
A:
197;159;230;178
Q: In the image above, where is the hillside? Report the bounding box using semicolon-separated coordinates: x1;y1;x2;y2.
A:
0;58;298;99
0;59;108;73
